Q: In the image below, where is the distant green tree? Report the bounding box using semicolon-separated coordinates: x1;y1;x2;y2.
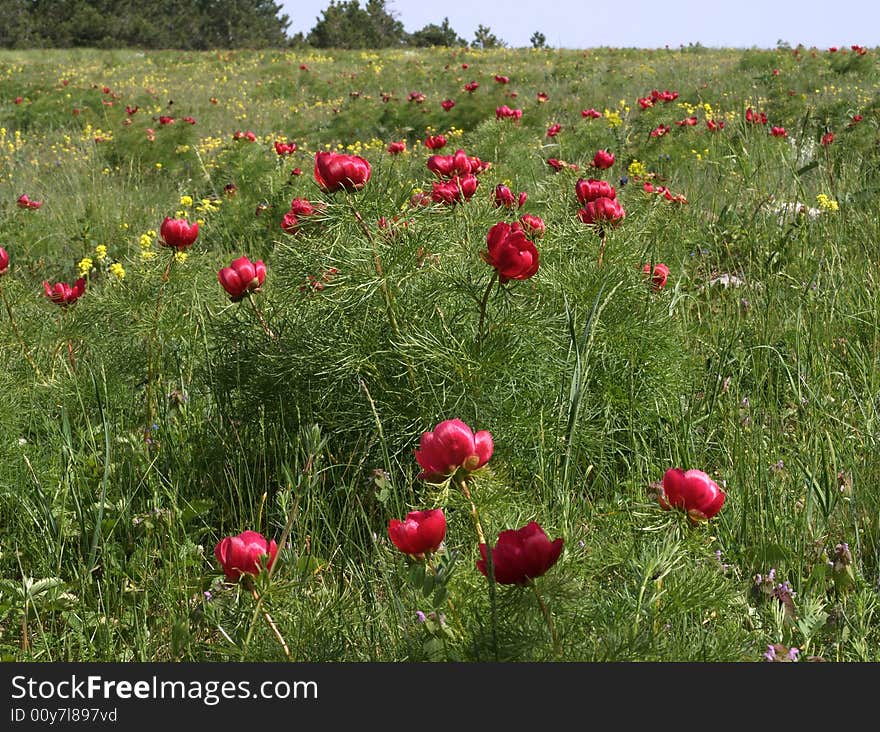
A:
408;17;465;47
530;31;546;49
0;0;291;49
0;0;36;48
472;24;503;49
308;0;405;49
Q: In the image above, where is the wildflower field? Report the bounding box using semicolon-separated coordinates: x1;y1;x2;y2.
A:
1;44;879;663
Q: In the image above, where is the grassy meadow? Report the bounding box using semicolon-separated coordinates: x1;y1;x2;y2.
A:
1;44;879;662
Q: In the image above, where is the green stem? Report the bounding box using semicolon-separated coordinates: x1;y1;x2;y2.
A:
247;294;276;341
531;580;562;658
476;272;498;345
243;580;291;659
458;475;486;545
346;197;417;388
0;284;44;380
144;252;175;437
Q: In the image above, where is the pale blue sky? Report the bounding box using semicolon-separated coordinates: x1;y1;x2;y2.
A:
281;0;879;49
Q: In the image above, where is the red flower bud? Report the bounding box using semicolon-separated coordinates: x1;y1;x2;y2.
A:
659;468;726;521
0;246;8;275
43;278;86;306
387;140;406;155
159;216;199;250
388;509;446;557
519;213;545;238
477;521;563;585
314;151;371;192
214;530;278;581
481;221;540;283
577;197;625;227
415;418;493;482
642;262;670;291
424;134;447;150
218;255;266;301
575;178;616;204
592;149;615;169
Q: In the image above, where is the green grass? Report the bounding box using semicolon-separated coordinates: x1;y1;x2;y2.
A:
0;44;879;662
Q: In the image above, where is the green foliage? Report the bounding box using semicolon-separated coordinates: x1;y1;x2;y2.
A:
473;24;504;50
307;0;406;49
0;0;291;49
408;17;466;48
0;45;878;663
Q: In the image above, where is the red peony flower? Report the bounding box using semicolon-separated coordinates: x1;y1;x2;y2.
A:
577;197;625;227
642;262;670;291
821;132;834;146
43;278;85;306
427;149;486;179
159;217;199;250
494;75;510;84
546;123;562;137
441;99;456;111
770;126;787;138
650;124;671;138
575;178;616;205
314;151;371;192
388;509;446;557
581;108;602;119
592;149;615;169
415;418;493;481
481;221;540;283
658;468;726;521
537;92;549;103
519;213;546;238
430;175;479;205
464;81;479;93
477;521;563;585
17;194;42;210
218;255;266;301
424;134;447;150
275;140;297;156
0;247;7;275
387;140;406;155
495;105;522;121
214;530;278;581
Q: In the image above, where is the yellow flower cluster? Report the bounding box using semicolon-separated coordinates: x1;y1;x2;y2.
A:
195;197;221;215
109;262;126;280
139;230;157;261
604;109;623;128
94;245;108;261
628;159;647;178
816;194;839;212
78;257;93;277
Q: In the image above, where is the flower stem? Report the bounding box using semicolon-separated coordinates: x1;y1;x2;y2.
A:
531;580;562;658
597;230;607;268
247;294;276;341
346;197;417;388
457;476;486;545
144;253;175;439
244;580;291;660
476;272;498;345
0;285;44;380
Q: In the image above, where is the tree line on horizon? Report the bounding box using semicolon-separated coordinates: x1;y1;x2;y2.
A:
0;0;541;50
